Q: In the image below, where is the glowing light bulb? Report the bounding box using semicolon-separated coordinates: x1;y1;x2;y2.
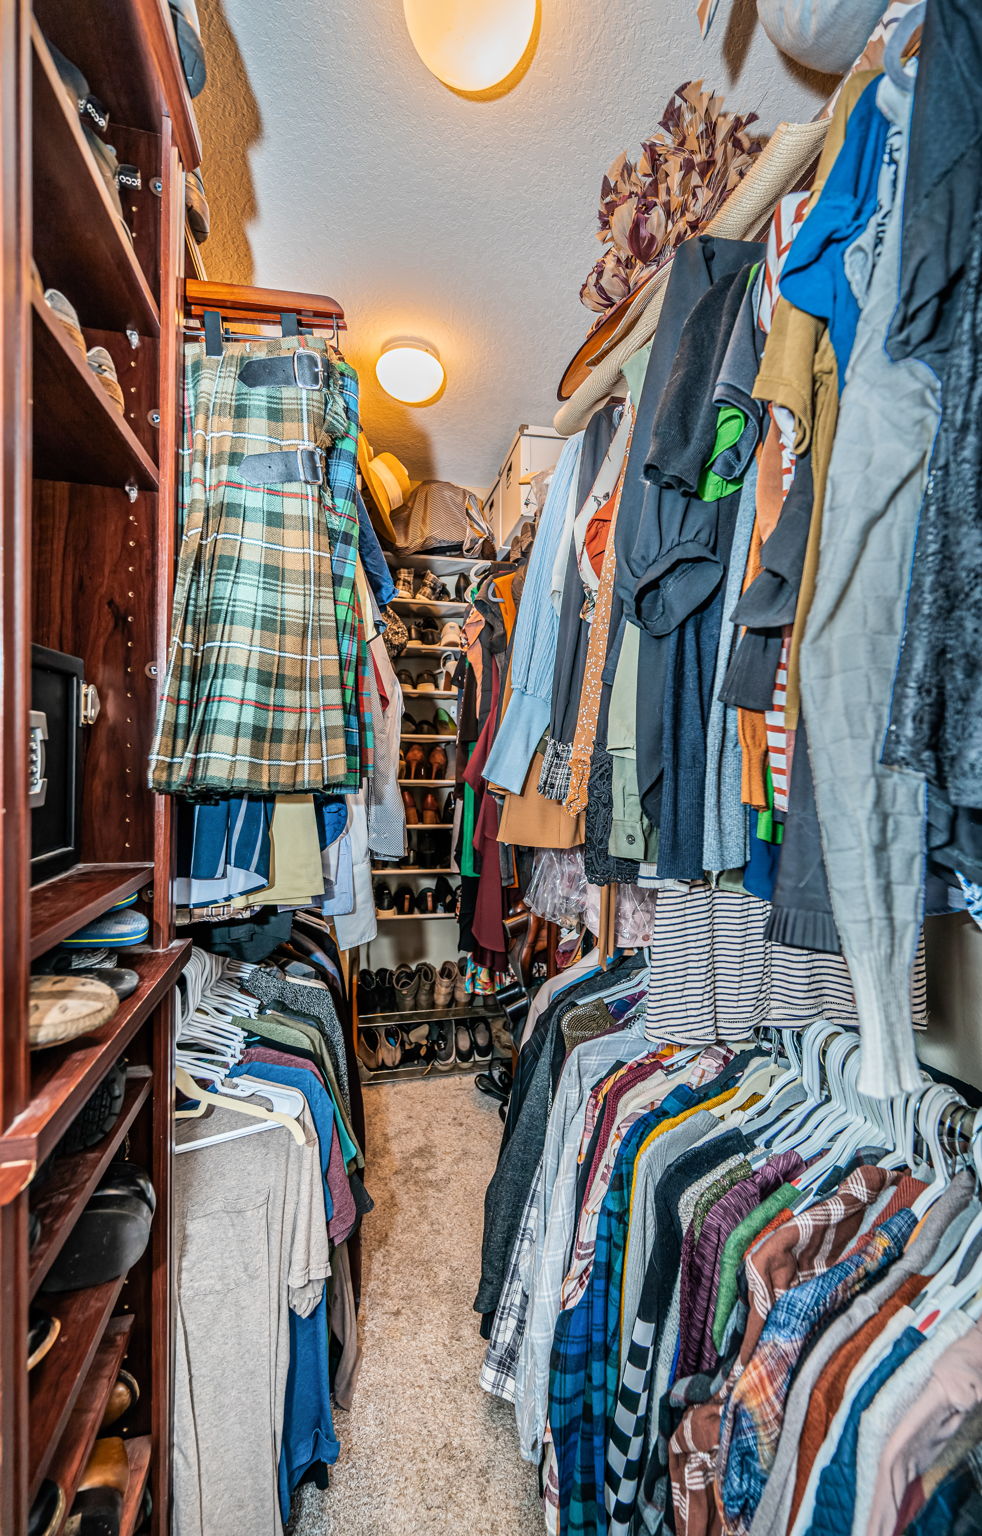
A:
403;0;537;92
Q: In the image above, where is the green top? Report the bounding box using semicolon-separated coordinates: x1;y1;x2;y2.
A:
712;1181;799;1351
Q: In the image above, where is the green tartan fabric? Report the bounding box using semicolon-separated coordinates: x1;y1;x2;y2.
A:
325;359;369;786
149;337;353;795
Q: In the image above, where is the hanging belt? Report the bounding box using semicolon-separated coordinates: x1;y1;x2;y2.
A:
238;351;327;391
237;446;324;485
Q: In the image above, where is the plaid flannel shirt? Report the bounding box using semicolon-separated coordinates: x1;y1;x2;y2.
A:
719;1208;916;1534
480;1172;539;1403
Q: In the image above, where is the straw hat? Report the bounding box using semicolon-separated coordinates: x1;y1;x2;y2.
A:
553;118;830;436
357;432;411;542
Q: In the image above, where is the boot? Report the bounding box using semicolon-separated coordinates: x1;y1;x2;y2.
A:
453;957;469;1007
416;962;436;1011
357;969;379;1016
434;960;457;1009
375;968;397;1012
393;964;419;1012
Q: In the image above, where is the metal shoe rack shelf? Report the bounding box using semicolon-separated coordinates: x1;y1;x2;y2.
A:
0;1;201;1529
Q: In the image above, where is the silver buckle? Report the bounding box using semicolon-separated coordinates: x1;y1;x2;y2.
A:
293;351;324;390
297;447;323;484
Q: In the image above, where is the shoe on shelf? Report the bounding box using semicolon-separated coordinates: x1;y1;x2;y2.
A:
427;744;448;779
434;875;456;913
418;626;440;646
401;788;420;825
418;571;450;602
42;288;86;359
416;831;446;869
416;962;436;1011
433;1020;456;1070
35;951;140;1000
454;573;472;602
398;750;407;777
396;668;414;688
415;670;438;692
28;1479;65;1536
433;707;456;732
438;651;457;690
87;346;125;415
404;744;426;779
440;620;462;648
374;882;394;911
434;959;457;1008
453;957;469;1007
455;1022;475;1066
67;1436;129;1536
185;165;210;243
393;963;420;1012
100;1369;140;1431
442;790;457;823
62;908;149;949
401;710;417;733
472;1016;493;1065
413;717;436;735
380;1026;403;1068
357;969;379;1015
394;568;415;598
375;968;397;1012
475;1062;513;1104
421;791;441;825
358;1025;385;1071
169;0;208;97
394;885;415;916
29;975;119;1051
415;886;436;914
27;1307;60;1372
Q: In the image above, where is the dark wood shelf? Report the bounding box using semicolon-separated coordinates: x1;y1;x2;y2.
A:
30;1071;153;1297
31;23;160;338
32;294;159;490
29;1274;127;1495
34;0;201;171
31;863;153;960
120;1435;152;1536
5;942;189;1167
45;1314;134;1534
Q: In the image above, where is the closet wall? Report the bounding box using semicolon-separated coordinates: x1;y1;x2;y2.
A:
0;0;196;1530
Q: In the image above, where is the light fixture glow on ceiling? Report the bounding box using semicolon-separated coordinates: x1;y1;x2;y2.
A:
403;0;537;93
375;342;446;405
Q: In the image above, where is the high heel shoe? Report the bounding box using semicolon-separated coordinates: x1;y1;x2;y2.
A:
394;885;415;915
428;744;448;779
421;791;441;825
416;887;437;914
398;750;407;777
405;744;427;779
401;788;419;824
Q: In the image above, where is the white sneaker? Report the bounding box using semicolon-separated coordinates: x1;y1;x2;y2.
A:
440;619;462;647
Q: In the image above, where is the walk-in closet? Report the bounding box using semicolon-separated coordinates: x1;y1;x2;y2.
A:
2;1;982;1533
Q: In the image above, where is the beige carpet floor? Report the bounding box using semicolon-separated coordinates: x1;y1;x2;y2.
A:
288;1073;543;1536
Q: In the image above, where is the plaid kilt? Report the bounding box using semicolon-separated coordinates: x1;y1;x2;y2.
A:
150;338;354;795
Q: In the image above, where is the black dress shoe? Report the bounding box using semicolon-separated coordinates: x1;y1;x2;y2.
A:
29;1480;65;1536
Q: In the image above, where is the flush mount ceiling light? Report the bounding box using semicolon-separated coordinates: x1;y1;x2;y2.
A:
375;341;445;405
403;0;537;93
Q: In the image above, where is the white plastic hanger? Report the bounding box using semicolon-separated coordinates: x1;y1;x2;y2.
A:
174;1066;306;1149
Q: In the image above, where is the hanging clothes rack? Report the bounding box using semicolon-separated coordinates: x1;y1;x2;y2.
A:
183;277;347;345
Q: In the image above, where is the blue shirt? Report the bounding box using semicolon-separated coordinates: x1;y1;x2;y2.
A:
780;80;889;388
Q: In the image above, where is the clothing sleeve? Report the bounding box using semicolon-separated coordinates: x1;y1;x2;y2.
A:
287;1108;333;1317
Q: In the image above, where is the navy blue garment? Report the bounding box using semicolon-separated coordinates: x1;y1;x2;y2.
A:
179;796;273;882
229;1061;341;1516
807;1326;924;1536
314;795;348;849
780;78;888;389
356;491;396;606
744;810;781;902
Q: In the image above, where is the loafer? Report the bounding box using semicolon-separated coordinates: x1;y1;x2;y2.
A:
62;908;149;949
416;670;438;692
396;669;414;688
185;166;210;242
36;953;140;999
28;1307;61;1371
169;0;207;96
29;1480;66;1536
29;975;119;1050
100;1369;140;1431
87;347;125;414
455;1023;475;1066
43;288;86;359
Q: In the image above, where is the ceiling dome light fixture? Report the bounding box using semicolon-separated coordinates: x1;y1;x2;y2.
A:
375;341;446;405
403;0;537;93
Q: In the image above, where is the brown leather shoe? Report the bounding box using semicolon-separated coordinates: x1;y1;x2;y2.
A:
405;744;426;779
100;1369;140;1431
401;788;420;825
421;791;441;824
427;744;448;779
68;1437;129;1533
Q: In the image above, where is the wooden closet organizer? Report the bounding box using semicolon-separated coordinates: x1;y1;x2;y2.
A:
0;0;198;1529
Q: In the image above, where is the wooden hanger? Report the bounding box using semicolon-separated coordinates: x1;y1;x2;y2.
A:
183;278;346;346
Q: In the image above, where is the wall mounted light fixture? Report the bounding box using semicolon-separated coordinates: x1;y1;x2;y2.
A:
403;0;537;93
375;341;445;405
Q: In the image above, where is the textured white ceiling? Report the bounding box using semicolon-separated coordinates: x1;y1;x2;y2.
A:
195;0;830;488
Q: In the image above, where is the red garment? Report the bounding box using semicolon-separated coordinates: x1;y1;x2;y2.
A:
583;488;617;576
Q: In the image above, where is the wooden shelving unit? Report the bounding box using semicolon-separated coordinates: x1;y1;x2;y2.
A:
0;0;194;1528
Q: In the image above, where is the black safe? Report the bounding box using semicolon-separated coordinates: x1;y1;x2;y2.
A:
30;644;88;886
